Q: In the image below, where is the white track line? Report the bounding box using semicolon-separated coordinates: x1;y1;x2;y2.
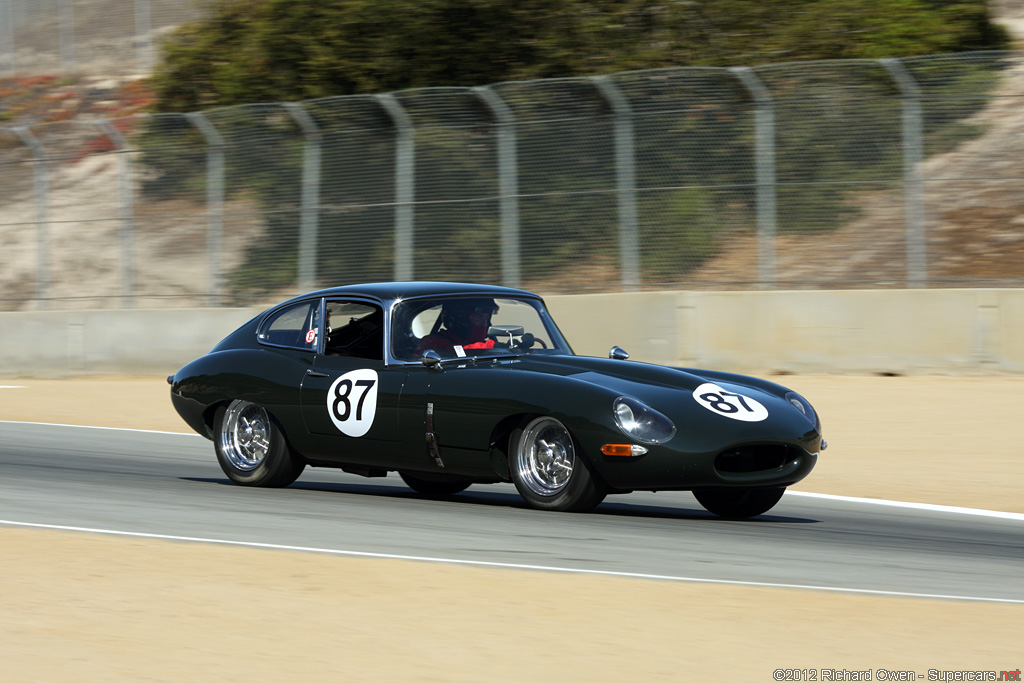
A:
1;519;1021;604
2;420;1022;520
0;420;200;437
786;491;1024;522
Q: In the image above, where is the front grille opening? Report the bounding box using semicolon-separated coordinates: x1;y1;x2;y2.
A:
714;445;798;474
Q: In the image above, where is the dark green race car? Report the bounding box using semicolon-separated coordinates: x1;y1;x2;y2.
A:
169;282;824;519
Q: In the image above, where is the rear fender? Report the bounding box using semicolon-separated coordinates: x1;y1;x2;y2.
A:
170;348;313;443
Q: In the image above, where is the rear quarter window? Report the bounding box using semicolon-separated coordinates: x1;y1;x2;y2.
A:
258;301;319;350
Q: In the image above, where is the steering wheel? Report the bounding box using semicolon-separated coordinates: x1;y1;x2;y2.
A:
486;325;548;351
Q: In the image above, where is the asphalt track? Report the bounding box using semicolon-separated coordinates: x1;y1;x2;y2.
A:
1;421;1021;603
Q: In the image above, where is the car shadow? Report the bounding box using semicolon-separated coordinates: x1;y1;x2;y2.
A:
181;476;819;524
183;476;438;500
593;499;819;524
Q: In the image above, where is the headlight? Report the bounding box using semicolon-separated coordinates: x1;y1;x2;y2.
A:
785;391;820;429
612;396;676;444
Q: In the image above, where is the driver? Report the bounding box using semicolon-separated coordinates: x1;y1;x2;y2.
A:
416;299;499;354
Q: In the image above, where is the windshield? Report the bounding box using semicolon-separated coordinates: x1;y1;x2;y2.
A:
390;296;573;361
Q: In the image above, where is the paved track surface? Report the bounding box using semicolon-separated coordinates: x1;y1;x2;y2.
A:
3;422;1020;602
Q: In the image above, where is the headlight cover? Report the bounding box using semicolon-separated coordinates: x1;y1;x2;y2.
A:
612;396;676;445
785;391;820;430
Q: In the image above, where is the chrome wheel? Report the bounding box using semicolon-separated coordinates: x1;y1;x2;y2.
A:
514;417;576;497
218;400;271;472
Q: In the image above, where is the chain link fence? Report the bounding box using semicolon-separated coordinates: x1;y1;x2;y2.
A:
2;50;1023;310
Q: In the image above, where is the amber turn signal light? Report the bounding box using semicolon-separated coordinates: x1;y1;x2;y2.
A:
600;443;648;457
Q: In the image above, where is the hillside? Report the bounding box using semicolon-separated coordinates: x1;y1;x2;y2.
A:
4;0;206;76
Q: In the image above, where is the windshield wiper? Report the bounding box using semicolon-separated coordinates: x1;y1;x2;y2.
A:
420;349;523;369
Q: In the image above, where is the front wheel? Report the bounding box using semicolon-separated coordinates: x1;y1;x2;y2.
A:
509;416;607;512
214;400;305;487
399;471;472;498
693;486;785;519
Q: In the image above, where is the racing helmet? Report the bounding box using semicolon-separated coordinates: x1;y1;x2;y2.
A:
441;298;499;336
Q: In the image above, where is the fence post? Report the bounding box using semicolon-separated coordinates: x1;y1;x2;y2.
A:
1;0;14;75
11;126;50;309
591;76;639;292
94;120;135;307
474;86;520;288
376;94;415;282
59;0;75;73
880;58;926;288
731;67;777;290
134;0;153;73
284;102;322;293
185;112;225;306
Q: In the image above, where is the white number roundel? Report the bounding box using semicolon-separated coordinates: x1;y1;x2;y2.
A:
692;383;768;422
327;369;379;437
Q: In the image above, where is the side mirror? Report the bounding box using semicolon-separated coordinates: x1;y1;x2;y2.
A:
421;350;443;369
609;346;629;361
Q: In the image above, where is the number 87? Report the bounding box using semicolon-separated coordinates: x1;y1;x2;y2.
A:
333;378;376;421
699;391;753;414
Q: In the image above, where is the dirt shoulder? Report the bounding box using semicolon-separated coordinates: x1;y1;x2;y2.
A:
2;527;1019;681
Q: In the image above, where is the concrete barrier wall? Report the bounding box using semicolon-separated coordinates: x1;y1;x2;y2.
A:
543;288;1024;374
0;308;259;378
1;289;1022;377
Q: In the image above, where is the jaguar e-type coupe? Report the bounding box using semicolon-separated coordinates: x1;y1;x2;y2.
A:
169;282;824;518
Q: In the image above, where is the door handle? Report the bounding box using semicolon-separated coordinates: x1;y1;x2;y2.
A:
307;370;329;378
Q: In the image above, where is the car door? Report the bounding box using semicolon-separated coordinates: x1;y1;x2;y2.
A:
410;296;567;477
299;298;409;466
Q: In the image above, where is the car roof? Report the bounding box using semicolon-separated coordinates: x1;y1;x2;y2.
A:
281;281;541;306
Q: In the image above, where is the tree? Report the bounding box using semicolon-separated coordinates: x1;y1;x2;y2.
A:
152;0;1008;113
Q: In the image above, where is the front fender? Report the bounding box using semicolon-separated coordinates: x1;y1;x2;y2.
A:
427;363;619;451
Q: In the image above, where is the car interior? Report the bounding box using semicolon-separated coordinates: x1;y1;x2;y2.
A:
324;301;384;360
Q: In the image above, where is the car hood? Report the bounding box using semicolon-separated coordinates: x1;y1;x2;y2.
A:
512;355;761;395
508;354;821;445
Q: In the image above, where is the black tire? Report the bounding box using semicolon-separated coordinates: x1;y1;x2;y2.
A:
693;486;786;519
509;416;607;512
398;471;472;498
214;400;305;487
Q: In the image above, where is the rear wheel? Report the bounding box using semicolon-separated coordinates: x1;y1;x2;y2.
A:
214;400;304;487
693;486;785;519
510;416;607;512
399;471;472;498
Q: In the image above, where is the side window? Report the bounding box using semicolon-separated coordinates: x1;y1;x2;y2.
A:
324;300;383;361
258;301;319;351
391;303;442;361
